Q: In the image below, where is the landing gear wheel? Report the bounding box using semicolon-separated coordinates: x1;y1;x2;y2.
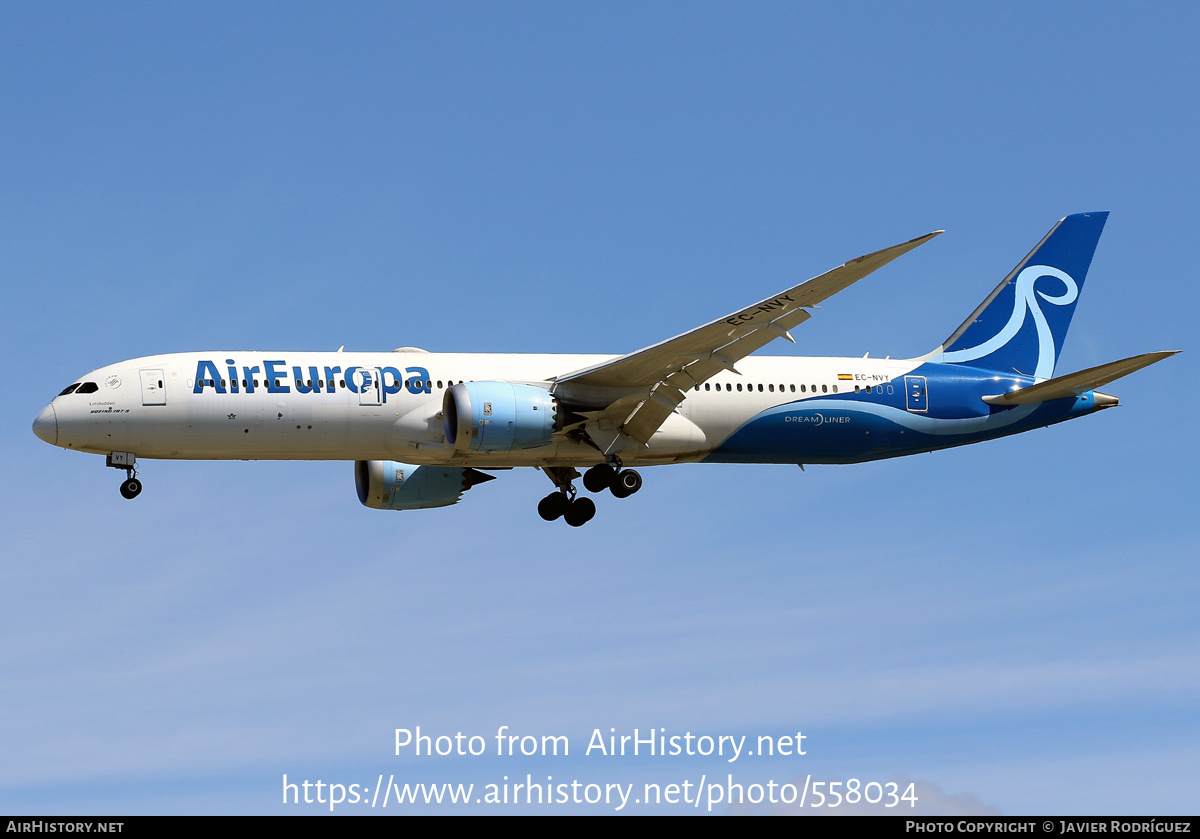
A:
583;463;615;493
538;492;570;521
609;469;642;499
563;496;596;527
119;478;142;500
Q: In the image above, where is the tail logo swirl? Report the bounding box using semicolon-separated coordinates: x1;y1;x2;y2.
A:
942;265;1077;380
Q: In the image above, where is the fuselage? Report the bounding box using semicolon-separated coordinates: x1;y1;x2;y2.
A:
29;213;1164;527
34;349;1108;468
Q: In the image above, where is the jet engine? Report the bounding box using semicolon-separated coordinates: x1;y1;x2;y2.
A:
355;460;495;510
443;381;558;453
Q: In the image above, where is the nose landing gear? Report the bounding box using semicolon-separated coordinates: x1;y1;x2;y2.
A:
107;452;142;500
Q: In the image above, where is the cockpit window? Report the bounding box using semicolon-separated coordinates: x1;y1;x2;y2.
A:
75;382;99;394
58;384;80;396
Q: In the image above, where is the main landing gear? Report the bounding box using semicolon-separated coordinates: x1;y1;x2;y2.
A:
537;467;596;527
537;459;643;526
537;489;595;527
107;452;142;500
582;460;643;498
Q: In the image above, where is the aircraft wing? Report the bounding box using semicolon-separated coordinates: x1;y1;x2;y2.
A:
553;230;943;448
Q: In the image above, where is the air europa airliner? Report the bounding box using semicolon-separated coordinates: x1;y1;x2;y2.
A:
32;212;1175;526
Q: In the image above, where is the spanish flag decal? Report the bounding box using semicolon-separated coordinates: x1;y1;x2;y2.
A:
837;373;853;380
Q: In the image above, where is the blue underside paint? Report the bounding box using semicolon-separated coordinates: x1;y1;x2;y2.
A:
706;364;1101;464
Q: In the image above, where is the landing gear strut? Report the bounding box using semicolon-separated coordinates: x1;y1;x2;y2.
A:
107;452;142;500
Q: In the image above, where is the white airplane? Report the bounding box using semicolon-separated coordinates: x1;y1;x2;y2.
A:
32;212;1175;526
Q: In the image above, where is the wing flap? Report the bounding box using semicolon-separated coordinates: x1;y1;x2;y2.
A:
603;383;690;446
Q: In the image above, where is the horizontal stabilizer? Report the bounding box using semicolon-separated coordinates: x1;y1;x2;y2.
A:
982;351;1178;405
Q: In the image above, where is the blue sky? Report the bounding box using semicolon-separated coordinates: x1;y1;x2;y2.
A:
2;2;1197;814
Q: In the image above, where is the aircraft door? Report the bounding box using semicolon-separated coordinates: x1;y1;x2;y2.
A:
904;376;928;413
358;368;383;406
140;369;166;405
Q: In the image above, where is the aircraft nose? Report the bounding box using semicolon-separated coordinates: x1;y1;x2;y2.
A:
32;403;58;445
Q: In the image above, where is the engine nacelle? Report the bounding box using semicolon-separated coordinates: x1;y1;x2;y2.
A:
355;460;494;510
443;381;556;453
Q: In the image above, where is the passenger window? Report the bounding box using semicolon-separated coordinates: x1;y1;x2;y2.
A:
789;385;795;392
800;385;806;393
832;385;837;393
768;384;774;392
757;384;763;392
704;383;710;391
887;385;894;394
58;384;80;396
822;385;828;393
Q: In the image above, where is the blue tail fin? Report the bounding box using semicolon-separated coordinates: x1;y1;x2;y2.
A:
935;212;1108;380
